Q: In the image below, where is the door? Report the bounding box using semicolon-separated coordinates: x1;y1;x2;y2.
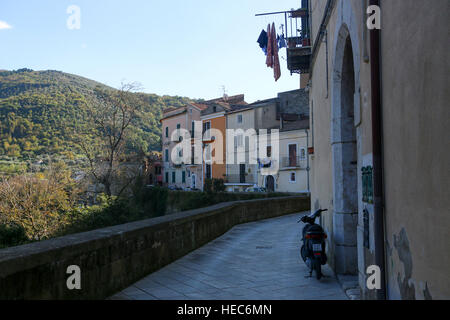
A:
191;174;196;189
266;175;275;192
289;144;297;167
240;164;246;183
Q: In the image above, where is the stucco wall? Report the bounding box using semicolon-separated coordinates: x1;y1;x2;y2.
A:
309;0;450;299
381;0;450;300
309;0;376;297
0;196;310;300
202;115;227;181
161;105;202;189
226;109;258;187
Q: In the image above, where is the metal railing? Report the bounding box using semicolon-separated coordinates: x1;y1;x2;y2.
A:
224;174;256;184
281;156;307;169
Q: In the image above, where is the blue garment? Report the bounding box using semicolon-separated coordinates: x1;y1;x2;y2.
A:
278;34;287;49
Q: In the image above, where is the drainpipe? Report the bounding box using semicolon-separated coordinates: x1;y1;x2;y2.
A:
304;129;310;193
369;0;386;300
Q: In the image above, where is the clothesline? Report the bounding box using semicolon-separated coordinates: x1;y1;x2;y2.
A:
257;22;285;82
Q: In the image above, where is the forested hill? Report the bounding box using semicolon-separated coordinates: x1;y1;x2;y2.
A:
0;69;193;160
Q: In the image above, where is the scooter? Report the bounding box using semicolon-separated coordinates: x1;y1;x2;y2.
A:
298;209;328;279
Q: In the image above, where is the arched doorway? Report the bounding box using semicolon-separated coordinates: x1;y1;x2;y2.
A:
266;175;275;192
191;174;197;190
331;25;359;275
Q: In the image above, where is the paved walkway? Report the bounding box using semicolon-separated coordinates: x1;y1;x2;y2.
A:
110;213;348;300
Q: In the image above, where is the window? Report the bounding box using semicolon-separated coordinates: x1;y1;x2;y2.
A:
203;121;211;139
191;146;195;165
165;127;169;138
290;172;296;182
237;115;243;123
288;144;297;167
267;146;272;158
182;171;186;183
165;172;169;183
191;121;195;138
178;148;183;158
177;123;181;129
164;149;169;162
213;106;217;113
172;172;176;183
205;144;212;161
205;164;212;179
235;134;243;147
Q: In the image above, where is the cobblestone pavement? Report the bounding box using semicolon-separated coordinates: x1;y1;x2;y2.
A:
110;213;348;300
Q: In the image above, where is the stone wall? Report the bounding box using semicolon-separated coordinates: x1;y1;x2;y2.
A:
0;196;309;300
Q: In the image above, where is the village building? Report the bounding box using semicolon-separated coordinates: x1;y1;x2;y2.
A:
252;90;310;193
200;95;247;189
224;105;258;192
160;103;206;190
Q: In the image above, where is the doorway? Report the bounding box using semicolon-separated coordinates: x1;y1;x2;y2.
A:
191;174;196;189
266;175;275;192
240;164;246;183
332;26;359;275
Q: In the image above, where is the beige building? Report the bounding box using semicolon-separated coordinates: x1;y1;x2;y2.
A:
223;89;310;193
225;106;258;192
260;128;309;193
160;103;206;190
295;0;450;299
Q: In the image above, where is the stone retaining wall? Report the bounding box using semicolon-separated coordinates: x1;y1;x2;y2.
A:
0;196;309;300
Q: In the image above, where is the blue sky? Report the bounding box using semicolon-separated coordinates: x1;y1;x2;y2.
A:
0;0;302;102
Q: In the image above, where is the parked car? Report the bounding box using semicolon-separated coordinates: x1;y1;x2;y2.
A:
244;187;267;193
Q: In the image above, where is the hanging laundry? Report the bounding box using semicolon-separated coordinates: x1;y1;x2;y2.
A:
266;23;273;68
278;34;287;49
257;29;268;49
272;22;281;81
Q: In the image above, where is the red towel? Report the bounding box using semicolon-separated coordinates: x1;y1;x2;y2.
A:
266;24;273;68
272;22;281;81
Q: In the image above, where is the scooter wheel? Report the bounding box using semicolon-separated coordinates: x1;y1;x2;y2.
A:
314;260;322;280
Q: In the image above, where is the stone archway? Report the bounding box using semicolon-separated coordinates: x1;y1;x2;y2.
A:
331;24;360;275
266;175;275;192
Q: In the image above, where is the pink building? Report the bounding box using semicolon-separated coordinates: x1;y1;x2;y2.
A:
160;103;206;190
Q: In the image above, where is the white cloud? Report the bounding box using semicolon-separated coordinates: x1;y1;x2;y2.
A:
0;21;12;30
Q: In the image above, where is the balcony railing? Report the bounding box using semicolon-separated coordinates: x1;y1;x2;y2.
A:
256;5;311;75
286;7;311;74
224;174;256;184
281;156;307;169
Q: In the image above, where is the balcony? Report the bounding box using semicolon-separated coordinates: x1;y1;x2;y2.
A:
280;156;307;169
287;44;311;74
286;8;311;74
224;174;256;185
256;6;311;75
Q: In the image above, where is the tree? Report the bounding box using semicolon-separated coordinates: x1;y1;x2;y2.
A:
0;160;77;241
76;82;144;196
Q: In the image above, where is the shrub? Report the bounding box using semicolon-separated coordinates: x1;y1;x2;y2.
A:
213;178;225;193
204;178;213;194
0;223;28;248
